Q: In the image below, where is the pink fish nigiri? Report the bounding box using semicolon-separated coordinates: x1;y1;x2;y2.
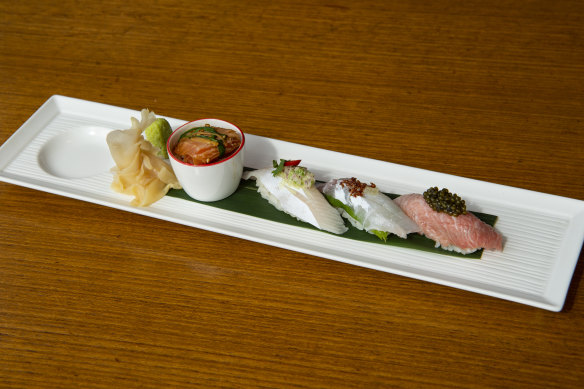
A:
394;193;503;254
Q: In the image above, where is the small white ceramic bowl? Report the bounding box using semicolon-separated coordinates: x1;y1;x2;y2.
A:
167;119;245;202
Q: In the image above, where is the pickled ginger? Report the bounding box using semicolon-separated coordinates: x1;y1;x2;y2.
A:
106;109;181;207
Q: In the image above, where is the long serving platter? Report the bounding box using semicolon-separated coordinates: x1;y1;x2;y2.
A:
1;96;583;311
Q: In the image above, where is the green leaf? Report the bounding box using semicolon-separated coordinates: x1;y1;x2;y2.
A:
271;159;286;176
166;175;498;259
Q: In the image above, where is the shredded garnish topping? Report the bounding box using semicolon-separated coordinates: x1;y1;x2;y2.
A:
271;159;314;189
340;177;376;197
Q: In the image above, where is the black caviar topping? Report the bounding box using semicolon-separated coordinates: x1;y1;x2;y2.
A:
423;187;467;216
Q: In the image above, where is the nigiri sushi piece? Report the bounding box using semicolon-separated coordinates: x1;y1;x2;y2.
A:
394;190;503;254
243;160;348;235
319;177;420;240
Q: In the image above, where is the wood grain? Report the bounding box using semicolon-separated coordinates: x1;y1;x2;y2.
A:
1;0;583;387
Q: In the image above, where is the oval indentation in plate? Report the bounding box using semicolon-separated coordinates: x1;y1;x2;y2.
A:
38;126;114;179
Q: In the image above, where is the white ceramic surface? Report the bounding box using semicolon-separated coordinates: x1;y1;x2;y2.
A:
167;119;245;202
38;126;114;179
1;95;583;311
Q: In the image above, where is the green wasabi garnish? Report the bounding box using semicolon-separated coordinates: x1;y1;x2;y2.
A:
145;118;172;158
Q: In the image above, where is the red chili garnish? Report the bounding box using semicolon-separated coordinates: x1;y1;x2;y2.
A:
272;159;302;176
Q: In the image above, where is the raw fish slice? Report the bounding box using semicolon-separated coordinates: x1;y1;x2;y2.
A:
320;178;420;239
173;128;240;165
243;168;348;235
394;193;503;253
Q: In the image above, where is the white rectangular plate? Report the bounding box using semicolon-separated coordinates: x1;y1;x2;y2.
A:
1;95;583;311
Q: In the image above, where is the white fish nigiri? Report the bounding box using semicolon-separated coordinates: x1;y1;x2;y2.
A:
243;160;348;235
319;177;420;240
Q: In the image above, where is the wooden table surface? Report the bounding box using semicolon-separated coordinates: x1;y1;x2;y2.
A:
1;0;583;387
